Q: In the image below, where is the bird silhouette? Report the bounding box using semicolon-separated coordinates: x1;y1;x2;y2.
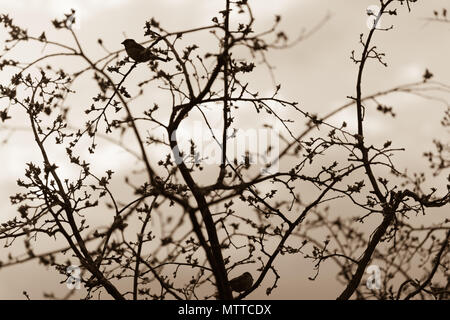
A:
121;39;166;63
229;272;253;292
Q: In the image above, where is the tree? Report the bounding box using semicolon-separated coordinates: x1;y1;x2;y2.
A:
0;0;448;300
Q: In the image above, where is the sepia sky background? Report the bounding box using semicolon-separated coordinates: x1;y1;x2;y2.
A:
0;0;449;299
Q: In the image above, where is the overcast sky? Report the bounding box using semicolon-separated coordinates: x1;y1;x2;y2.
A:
0;0;449;299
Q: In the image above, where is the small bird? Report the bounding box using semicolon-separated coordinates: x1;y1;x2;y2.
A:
229;272;253;292
121;39;165;63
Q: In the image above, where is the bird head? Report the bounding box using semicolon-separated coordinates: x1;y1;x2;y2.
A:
121;39;137;47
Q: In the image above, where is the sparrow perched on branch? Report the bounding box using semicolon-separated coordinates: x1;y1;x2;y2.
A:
229;272;253;292
121;39;166;63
